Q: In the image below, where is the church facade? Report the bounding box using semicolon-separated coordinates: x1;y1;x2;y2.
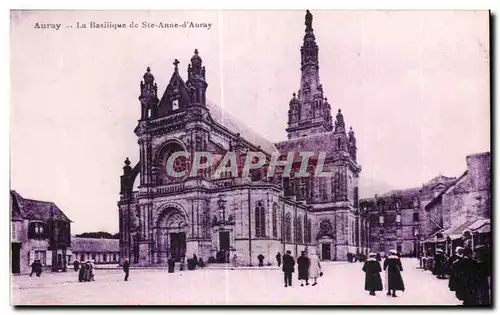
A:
118;11;368;266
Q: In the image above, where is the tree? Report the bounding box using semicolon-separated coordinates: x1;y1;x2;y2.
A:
76;231;118;239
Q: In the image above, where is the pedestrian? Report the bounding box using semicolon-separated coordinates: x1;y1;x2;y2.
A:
454;247;478;305
433;248;446;279
257;254;265;267
198;257;205;268
192;254;198;269
231;254;238;268
282;250;295;288
123;258;130;281
383;249;405;297
297;251;310;286
167;255;175;273
276;252;282;267
78;262;85;282
29;260;38;277
308;249;322;286
376;253;381;262
73;260;80;271
90;260;96;281
473;245;491;305
84;262;92;281
180;257;186;271
448;246;464;292
35;260;42;277
362;252;383;296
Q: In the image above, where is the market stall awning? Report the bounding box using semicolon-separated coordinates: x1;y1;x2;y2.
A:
468;218;490;233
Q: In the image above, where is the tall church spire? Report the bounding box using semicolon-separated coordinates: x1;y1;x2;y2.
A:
286;10;333;139
301;10;319;71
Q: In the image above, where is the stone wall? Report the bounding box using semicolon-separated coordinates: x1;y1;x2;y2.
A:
442;152;490;229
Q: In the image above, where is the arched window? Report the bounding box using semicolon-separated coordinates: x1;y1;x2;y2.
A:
297;216;303;244
272;203;278;238
255;201;266;237
285;212;292;243
337;138;341;149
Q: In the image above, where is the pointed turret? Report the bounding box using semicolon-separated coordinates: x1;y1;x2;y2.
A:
348;126;357;161
139;66;159;119
323;97;332;126
288;92;300;124
186;49;208;106
335;109;345;133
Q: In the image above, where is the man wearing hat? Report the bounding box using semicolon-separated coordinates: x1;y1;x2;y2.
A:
383;249;405;297
282;250;295;288
362;252;383;296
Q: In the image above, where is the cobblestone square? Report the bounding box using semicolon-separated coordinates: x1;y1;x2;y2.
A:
12;258;460;306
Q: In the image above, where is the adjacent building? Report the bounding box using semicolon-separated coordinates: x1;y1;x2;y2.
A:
70;237;120;264
10;190;72;274
423;152;491;253
360;151;491;257
118;11;369;266
360;175;457;256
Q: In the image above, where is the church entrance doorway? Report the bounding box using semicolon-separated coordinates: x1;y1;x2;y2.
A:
169;232;186;262
217;231;230;263
321;243;331;260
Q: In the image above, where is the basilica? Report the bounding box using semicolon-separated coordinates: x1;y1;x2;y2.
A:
118;11;368;266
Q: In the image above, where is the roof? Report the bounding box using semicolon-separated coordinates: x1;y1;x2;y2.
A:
10;190;71;222
274;132;335;156
71;237;120;253
207;101;278;155
425;171;467;210
424;218;491;242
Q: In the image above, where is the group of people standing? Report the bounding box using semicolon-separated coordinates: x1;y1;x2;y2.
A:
362;250;405;297
277;250;322;288
167;254;205;273
446;245;491;305
74;260;96;282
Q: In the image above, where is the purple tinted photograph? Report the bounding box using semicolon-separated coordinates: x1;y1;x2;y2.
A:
10;10;491;306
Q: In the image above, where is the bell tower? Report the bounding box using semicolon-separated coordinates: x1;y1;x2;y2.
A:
286;10;333;139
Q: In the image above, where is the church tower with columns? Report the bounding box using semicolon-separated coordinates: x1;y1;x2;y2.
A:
286;10;333;139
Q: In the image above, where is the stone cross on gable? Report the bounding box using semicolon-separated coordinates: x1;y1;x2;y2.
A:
173;59;180;71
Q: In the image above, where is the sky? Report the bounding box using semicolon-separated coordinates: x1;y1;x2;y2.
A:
10;10;490;234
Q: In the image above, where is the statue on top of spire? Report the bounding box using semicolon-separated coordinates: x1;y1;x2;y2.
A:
305;10;313;32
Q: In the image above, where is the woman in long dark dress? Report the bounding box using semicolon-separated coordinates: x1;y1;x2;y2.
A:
362;253;383;296
83;262;92;282
383;249;405;297
167;256;175;273
297;251;310;286
78;262;85;282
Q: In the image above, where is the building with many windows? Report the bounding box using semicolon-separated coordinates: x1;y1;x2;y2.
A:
359;175;456;257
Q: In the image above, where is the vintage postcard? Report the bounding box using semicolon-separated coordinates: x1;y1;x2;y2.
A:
10;10;491;306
